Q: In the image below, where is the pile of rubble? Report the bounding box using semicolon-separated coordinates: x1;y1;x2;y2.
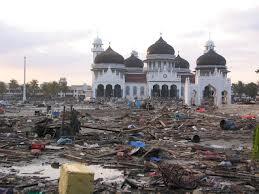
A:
0;101;258;193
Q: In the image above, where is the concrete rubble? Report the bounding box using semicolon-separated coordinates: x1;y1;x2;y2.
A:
0;100;258;193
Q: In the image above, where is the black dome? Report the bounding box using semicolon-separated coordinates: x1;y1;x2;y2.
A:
147;37;175;55
94;46;124;64
196;49;226;66
174;54;189;69
124;54;144;68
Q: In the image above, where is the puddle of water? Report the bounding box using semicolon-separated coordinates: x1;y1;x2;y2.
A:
0;157;124;183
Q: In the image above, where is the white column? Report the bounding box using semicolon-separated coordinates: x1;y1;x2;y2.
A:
197;86;202;105
227;90;231;105
184;78;190;105
92;84;96;98
178;84;181;99
122;84;125;98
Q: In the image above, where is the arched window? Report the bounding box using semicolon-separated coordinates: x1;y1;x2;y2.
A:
140;86;145;96
126;86;130;95
133;86;137;96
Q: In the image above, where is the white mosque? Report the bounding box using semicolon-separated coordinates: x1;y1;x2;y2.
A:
91;36;231;106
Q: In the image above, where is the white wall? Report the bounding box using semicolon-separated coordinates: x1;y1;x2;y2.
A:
125;83;147;100
92;66;125;98
185;70;231;106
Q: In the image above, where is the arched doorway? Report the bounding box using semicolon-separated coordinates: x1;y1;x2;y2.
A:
203;84;216;104
105;84;113;98
152;84;160;97
96;84;104;97
221;90;228;104
170;85;177;98
161;85;169;98
114;84;122;98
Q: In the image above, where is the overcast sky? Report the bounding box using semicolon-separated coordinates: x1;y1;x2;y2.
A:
0;0;258;85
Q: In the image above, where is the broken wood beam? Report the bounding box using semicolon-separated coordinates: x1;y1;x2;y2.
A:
81;125;121;133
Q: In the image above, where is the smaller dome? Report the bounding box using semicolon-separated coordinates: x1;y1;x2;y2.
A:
174;54;189;69
124;54;144;68
147;37;175;55
94;46;124;64
196;49;226;66
93;37;102;45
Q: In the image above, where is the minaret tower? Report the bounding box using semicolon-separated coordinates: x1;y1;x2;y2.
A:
91;36;104;62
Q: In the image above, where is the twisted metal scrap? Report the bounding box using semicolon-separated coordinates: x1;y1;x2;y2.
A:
158;163;201;189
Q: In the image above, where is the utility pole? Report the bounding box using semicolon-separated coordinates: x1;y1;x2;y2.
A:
23;56;27;102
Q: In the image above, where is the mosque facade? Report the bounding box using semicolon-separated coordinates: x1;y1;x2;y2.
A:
91;36;231;106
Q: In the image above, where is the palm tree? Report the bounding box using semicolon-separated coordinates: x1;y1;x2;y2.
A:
29;79;39;97
9;79;19;91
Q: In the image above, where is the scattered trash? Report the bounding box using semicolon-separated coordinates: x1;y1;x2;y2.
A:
129;141;145;148
159;163;203;189
220;119;237;130
128;124;136;129
192;135;200;143
196;107;205;113
241;114;256;120
0;107;5;114
57;138;73;145
31;143;45;151
0;101;257;193
218;160;232;168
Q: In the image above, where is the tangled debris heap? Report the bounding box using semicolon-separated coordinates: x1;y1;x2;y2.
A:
0;101;258;193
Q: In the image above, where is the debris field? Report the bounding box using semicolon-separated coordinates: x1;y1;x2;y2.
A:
0;101;258;194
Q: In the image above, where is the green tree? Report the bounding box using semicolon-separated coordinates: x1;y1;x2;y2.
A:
59;78;69;96
28;79;39;96
41;81;60;98
9;79;19;91
41;82;51;97
0;81;7;98
244;82;258;98
49;81;60;97
232;81;245;97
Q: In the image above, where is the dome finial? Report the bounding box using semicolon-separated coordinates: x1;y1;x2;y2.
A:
109;41;111;46
204;35;215;53
178;50;180;55
160;32;162;37
131;50;138;57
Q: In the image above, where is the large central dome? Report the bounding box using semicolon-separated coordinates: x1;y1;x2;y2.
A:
147;37;175;55
94;46;124;64
196;49;226;66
